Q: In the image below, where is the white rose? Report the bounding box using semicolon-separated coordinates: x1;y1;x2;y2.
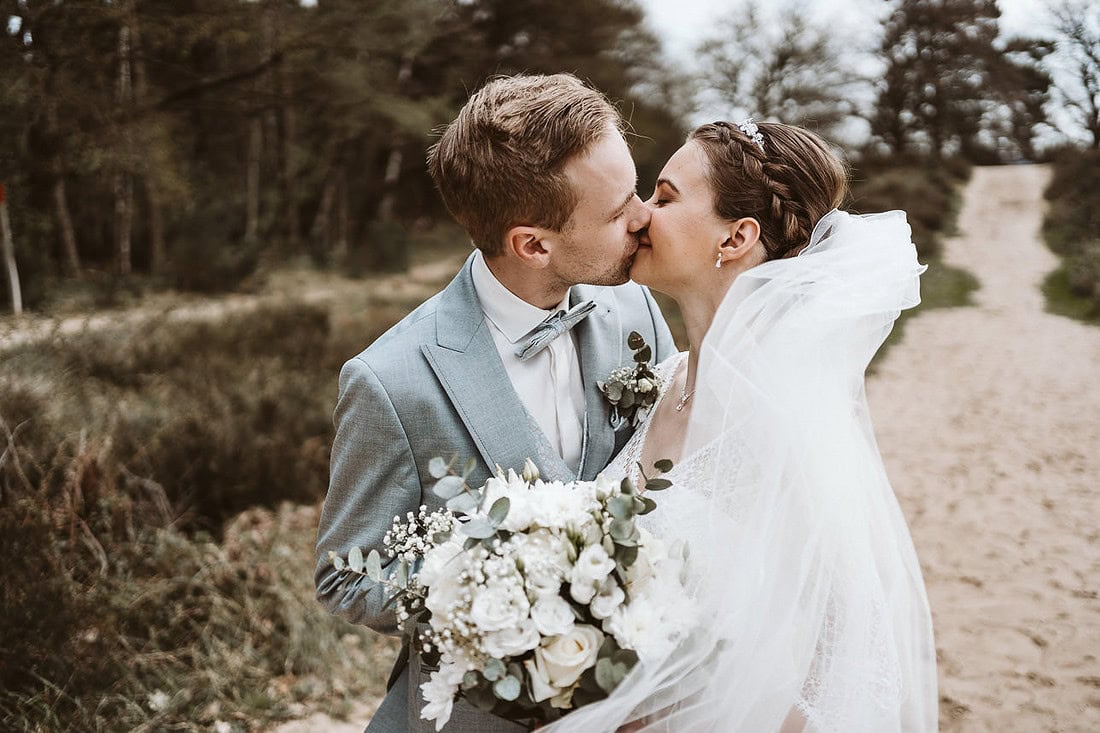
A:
523;654;560;703
482;617;540;658
468;583;529;632
589;578;625;620
572;544;616;587
538;624;604;688
530;594;575;636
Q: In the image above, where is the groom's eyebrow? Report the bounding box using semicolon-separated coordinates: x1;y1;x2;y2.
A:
609;191;634;220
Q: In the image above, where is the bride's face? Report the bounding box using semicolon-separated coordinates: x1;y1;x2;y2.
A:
631;141;732;295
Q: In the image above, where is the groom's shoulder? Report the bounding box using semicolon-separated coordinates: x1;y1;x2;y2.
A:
347;290;444;374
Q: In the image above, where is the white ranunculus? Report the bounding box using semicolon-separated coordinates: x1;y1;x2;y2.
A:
590;578;625;620
530;594;575;636
523;653;560;703
468;582;529;632
538;624;604;688
482;617;540;658
572;544;616;587
419;663;463;731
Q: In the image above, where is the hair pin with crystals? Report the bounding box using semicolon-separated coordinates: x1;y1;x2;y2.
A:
738;118;766;152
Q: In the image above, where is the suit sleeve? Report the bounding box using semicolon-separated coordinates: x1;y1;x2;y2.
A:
315;356;420;635
641;285;678;361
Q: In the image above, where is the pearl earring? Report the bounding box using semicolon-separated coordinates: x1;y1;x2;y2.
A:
715;252;723;269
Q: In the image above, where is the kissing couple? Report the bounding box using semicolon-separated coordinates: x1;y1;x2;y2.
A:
316;73;937;732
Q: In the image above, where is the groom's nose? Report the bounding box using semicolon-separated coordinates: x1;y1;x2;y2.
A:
625;194;651;233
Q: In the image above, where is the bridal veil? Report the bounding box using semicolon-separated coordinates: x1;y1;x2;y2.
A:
545;209;938;732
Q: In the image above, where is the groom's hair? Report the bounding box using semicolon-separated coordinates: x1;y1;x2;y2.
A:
427;73;622;256
690;122;849;261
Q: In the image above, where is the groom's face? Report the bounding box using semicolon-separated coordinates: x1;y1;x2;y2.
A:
550;128;649;286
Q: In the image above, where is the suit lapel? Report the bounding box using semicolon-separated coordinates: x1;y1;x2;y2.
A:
423;255;566;478
573;286;622;481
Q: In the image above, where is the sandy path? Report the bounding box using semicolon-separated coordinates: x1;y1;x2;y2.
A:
868;165;1100;731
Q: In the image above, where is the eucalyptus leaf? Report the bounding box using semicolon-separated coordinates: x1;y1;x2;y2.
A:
463;536;480;551
608;495;634;519
609;518;633;541
463;456;477;479
614;648;640;668
428;456;449;479
462;671;480;690
484;657;506;681
595;658;617;693
606;382;623;401
432;530;452;544
493;676;521;701
645;478;673;491
366;549;383;581
395;560;408;588
332;555;346;571
433;475;466;500
488;497;510;527
348;546;364;574
447;491;480;514
638;496;658;515
616;543;639;568
627;331;644;350
618;389;636;409
633;344;652;363
653;459;674;473
461;518;497;540
619;477;636;496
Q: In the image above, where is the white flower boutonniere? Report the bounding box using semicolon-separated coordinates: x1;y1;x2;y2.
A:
597;332;661;427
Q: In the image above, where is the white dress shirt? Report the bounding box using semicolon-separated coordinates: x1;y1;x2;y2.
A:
470;250;586;472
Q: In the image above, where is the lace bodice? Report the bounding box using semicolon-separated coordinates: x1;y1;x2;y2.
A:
604;353;731;536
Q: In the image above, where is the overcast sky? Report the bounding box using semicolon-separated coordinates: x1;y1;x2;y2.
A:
635;0;1064;140
637;0;1054;59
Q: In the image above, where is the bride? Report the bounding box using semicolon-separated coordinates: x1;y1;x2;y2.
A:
550;121;938;731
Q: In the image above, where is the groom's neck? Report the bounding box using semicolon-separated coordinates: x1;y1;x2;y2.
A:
483;254;570;310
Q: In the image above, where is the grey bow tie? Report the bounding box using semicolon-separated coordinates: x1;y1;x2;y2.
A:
515;300;597;361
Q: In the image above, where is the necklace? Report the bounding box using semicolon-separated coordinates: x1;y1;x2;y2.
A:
675;384;695;412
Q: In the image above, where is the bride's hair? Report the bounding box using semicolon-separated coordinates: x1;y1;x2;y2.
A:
691;122;848;260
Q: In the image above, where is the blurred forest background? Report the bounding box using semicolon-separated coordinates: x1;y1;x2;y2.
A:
0;0;1098;731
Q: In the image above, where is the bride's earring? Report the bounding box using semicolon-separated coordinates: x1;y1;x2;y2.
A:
715;252;723;269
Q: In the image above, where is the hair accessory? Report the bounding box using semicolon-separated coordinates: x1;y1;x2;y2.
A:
715;252;723;269
738;118;766;152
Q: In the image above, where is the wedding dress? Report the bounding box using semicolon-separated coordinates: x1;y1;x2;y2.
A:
560;209;938;732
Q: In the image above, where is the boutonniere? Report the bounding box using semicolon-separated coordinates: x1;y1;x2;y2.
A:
597;331;661;427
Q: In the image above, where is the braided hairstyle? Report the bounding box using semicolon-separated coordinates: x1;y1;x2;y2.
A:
690;121;848;260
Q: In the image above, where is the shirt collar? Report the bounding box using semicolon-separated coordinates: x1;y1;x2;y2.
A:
470;249;571;344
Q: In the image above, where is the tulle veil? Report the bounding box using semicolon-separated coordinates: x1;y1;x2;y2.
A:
543;209;938;732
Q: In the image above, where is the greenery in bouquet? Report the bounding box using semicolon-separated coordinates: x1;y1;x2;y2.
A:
330;457;694;730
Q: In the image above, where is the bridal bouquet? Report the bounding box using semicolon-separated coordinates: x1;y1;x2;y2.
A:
331;458;695;730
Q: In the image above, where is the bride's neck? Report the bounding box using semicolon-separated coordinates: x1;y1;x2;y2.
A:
675;291;725;391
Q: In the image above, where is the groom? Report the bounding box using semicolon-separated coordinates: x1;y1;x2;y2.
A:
315;73;676;732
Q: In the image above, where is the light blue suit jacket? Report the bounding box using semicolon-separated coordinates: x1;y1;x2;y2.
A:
315;253;676;732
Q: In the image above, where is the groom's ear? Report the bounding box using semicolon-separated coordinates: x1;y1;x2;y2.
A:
721;217;762;261
504;224;553;268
